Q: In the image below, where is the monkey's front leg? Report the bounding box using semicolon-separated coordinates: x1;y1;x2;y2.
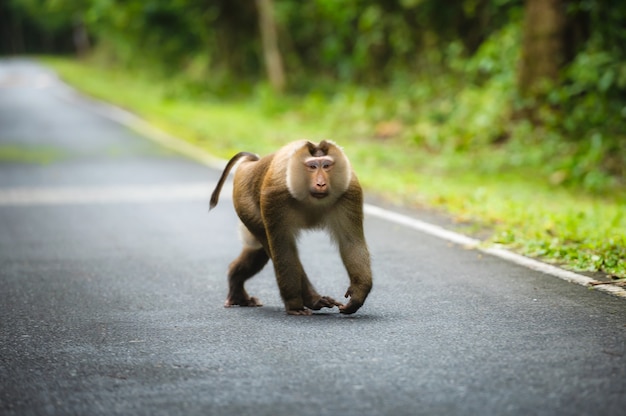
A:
277;268;343;315
338;242;373;315
272;255;312;315
283;278;343;315
269;236;339;315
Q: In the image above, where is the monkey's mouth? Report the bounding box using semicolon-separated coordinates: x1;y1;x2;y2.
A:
310;192;328;199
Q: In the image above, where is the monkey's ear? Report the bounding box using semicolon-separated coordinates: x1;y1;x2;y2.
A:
317;140;330;154
305;140;330;157
305;141;318;156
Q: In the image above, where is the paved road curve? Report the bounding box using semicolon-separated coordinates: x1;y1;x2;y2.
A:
1;59;625;416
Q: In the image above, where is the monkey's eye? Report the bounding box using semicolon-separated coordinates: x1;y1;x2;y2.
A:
322;162;334;170
305;162;319;171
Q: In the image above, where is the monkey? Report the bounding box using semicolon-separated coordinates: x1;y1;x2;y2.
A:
210;140;372;315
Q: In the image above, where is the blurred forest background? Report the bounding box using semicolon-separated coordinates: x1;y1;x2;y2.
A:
1;0;625;278
2;0;625;190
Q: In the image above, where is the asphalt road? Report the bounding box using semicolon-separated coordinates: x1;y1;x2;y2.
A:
1;59;625;416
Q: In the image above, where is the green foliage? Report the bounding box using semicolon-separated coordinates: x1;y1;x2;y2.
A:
9;0;523;85
273;0;521;86
7;0;80;31
515;0;626;192
556;43;626;157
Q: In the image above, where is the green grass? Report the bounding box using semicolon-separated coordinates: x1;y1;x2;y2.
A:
42;57;626;279
0;144;64;164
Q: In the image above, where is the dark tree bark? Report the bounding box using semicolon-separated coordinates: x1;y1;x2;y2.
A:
255;0;286;92
518;0;566;100
73;18;91;58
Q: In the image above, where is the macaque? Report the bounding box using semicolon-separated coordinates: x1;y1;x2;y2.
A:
210;140;372;315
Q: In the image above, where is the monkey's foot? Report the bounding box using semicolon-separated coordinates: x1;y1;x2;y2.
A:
306;295;344;311
224;296;263;308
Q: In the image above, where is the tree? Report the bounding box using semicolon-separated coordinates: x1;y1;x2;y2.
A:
255;0;286;92
517;0;566;116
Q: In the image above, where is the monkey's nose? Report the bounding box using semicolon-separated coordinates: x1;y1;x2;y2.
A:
315;184;328;193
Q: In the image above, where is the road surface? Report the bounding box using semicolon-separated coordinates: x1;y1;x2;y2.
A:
1;59;625;416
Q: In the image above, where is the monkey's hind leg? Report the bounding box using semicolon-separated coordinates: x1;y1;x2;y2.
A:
225;247;269;308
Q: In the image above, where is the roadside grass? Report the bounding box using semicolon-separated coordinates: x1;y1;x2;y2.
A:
0;144;64;164
42;57;626;279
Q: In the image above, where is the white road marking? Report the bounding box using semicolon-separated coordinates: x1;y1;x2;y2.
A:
364;204;626;299
364;204;479;247
53;82;226;169
0;183;231;206
48;67;626;300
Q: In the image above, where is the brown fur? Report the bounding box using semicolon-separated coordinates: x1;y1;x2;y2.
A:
210;140;372;315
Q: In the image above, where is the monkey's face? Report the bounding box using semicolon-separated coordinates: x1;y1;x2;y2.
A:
305;156;334;199
286;140;352;204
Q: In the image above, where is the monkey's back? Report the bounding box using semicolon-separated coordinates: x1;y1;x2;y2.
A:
232;154;275;240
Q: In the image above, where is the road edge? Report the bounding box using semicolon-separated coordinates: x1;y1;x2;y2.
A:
364;205;626;299
54;72;626;301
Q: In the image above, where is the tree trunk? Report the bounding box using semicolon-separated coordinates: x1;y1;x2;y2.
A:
518;0;566;100
73;18;91;58
255;0;286;93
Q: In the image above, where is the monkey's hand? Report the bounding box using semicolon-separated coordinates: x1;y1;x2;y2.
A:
224;296;263;308
306;295;344;311
339;286;367;314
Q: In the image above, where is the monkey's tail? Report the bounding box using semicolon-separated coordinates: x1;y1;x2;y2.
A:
209;152;259;210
